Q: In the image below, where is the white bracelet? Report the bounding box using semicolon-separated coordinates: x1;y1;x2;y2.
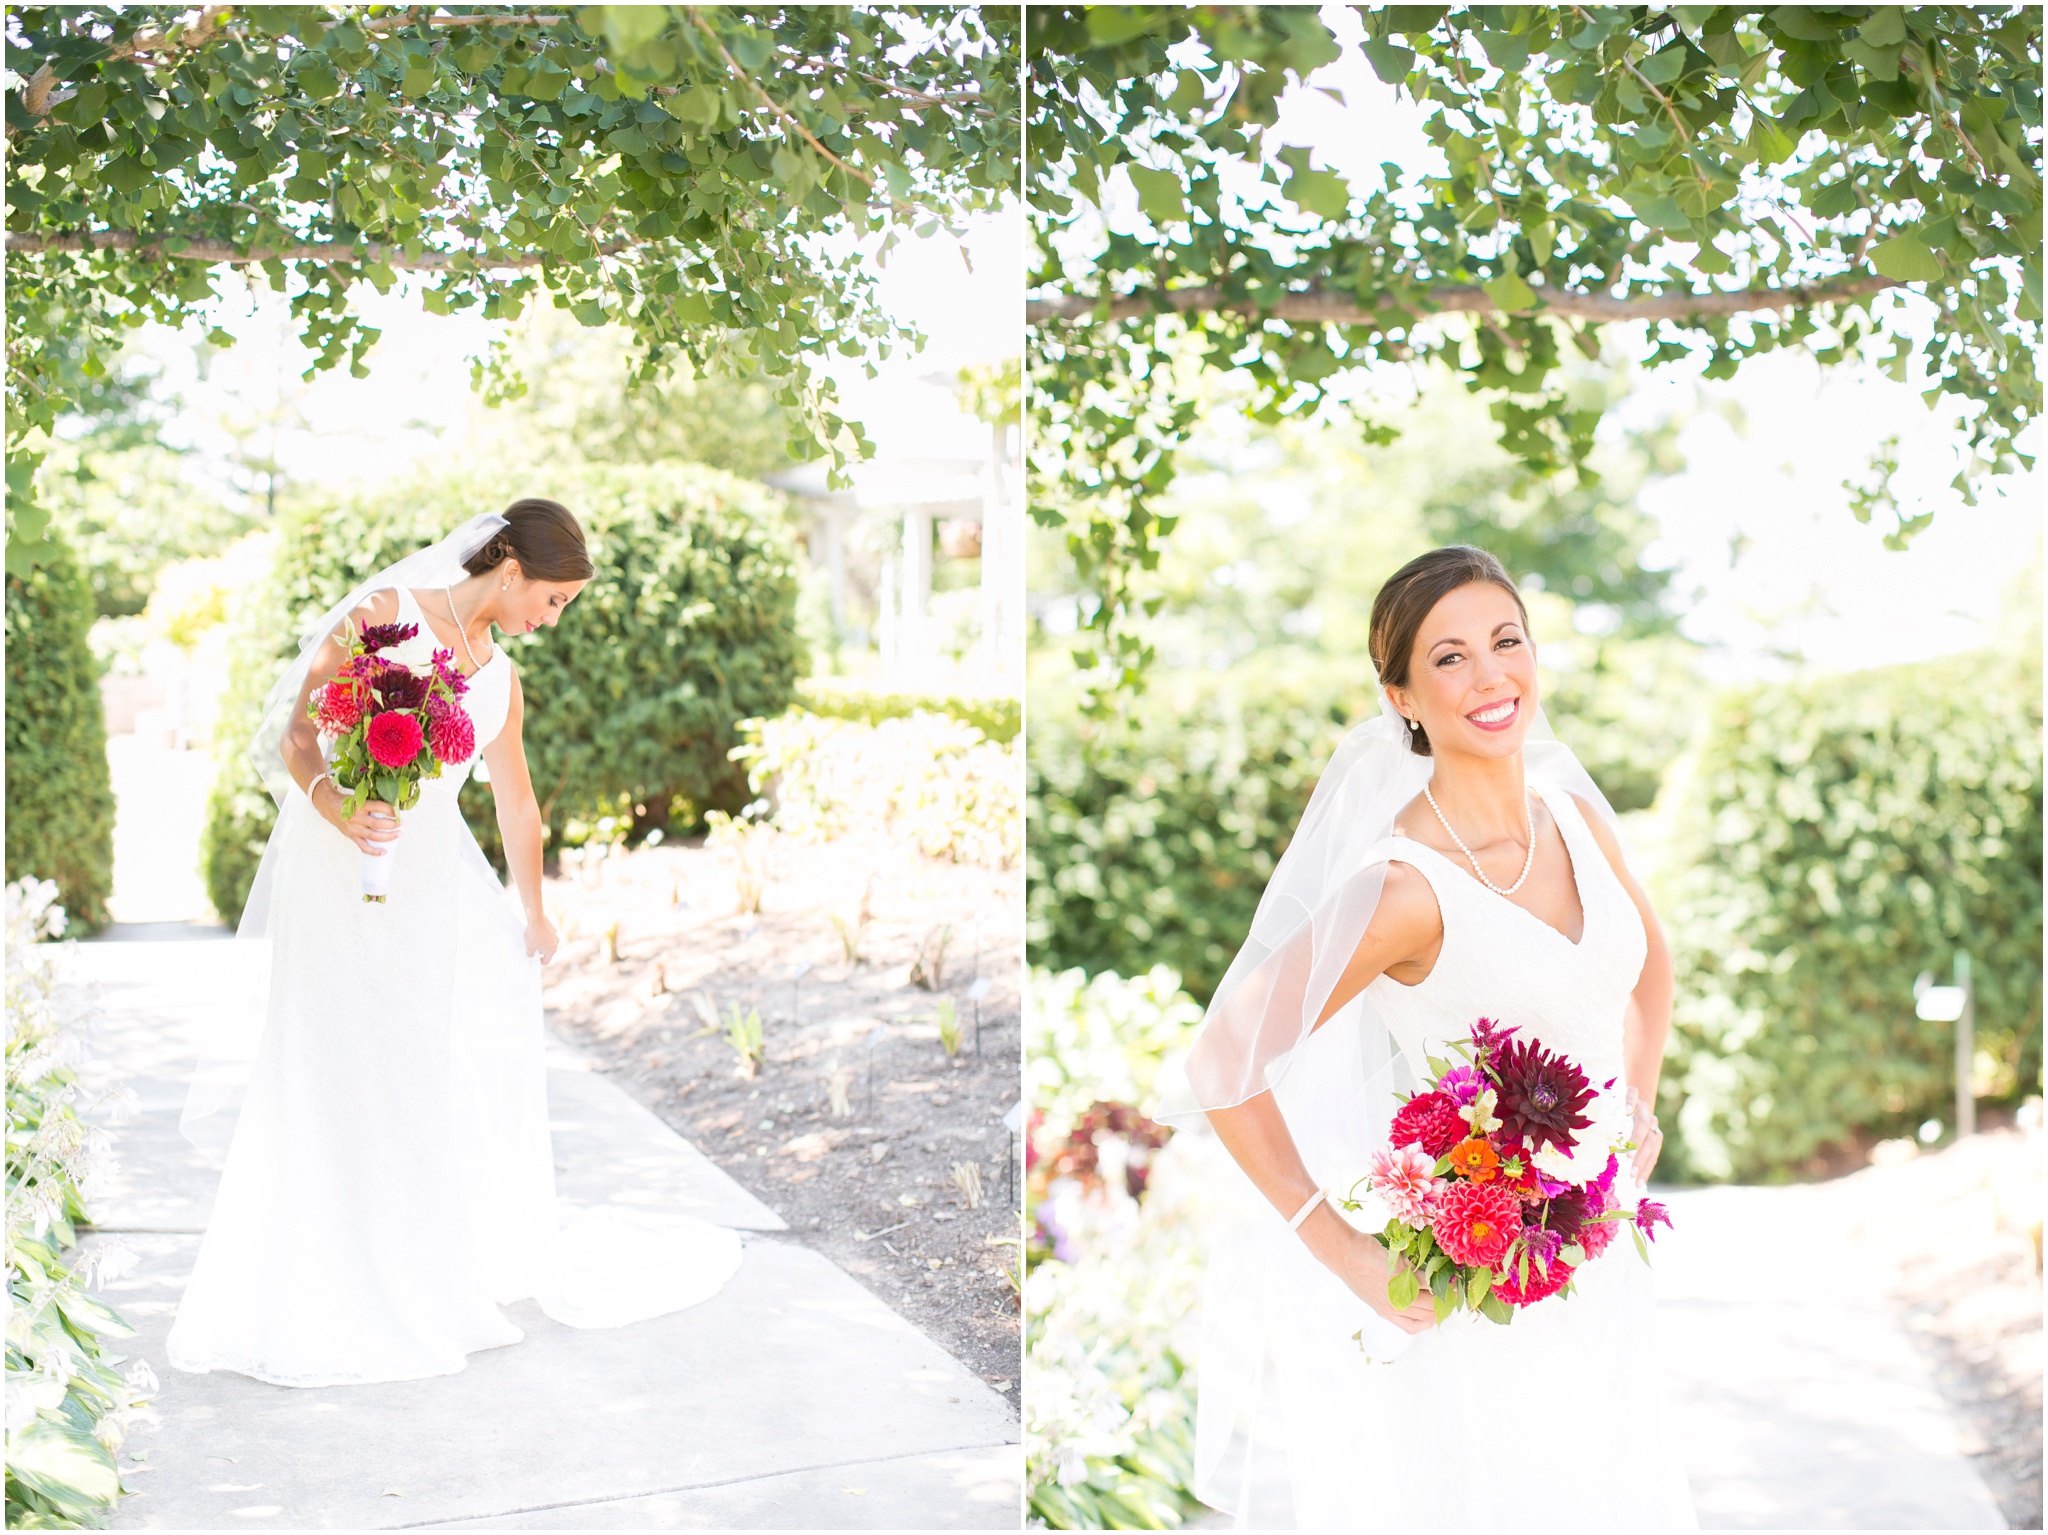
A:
307;770;332;801
1288;1187;1327;1231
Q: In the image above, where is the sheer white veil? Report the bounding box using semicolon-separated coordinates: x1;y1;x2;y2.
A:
180;511;510;1163
1158;690;1620;1127
1156;688;1622;1517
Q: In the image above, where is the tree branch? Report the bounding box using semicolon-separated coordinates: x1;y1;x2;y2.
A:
1024;275;1903;326
3;231;633;267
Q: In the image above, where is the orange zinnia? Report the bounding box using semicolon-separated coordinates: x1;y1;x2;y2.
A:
1448;1137;1501;1182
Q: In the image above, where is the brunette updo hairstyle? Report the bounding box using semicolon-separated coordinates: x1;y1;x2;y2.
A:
1368;545;1529;757
462;498;595;583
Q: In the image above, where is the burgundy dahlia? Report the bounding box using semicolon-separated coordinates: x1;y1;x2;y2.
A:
1389;1091;1467;1159
359;621;419;654
1542;1182;1599;1241
1492;1035;1596;1153
365;710;425;768
425;698;476;764
373;666;430;710
1429;1179;1519;1268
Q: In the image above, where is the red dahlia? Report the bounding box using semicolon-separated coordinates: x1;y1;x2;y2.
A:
315;678;366;733
1494;1222;1573;1307
1492;1035;1596;1153
365;710;425;768
1429;1179;1519;1268
1390;1092;1467;1159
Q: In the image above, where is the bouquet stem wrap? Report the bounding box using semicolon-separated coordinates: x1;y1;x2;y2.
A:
358;825;402;903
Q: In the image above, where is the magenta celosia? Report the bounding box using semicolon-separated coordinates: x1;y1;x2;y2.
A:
365;710;425;768
358;621;419;653
1429;1179;1519;1268
1494;1221;1573;1307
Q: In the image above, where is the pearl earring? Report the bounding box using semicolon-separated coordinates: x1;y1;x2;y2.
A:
1409;717;1419;732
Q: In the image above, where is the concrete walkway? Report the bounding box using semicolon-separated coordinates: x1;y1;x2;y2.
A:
1657;1184;2008;1530
68;936;1020;1530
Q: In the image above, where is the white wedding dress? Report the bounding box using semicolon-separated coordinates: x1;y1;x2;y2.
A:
168;587;743;1387
1193;781;1697;1528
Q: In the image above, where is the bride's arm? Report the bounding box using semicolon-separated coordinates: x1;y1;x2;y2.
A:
1207;863;1446;1334
1572;795;1673;1181
281;590;403;854
476;669;559;963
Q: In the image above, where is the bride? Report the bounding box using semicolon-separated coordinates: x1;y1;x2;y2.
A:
169;502;742;1387
1167;546;1696;1528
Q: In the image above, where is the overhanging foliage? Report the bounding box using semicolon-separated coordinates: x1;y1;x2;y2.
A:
5;4;1020;572
1027;4;2041;709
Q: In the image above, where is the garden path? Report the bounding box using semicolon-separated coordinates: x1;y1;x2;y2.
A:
1658;1180;2013;1530
68;933;1020;1530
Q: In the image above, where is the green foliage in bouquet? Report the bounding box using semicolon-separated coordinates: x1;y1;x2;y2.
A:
4;533;114;933
1660;646;2043;1181
1029;690;1343;1003
203;462;799;925
6;880;146;1530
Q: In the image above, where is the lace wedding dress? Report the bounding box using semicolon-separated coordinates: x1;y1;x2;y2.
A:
167;587;743;1387
1193;781;1697;1528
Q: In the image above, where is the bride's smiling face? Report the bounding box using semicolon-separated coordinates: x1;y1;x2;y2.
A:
1387;581;1537;758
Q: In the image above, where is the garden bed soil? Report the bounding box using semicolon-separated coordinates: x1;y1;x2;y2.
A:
537;831;1023;1411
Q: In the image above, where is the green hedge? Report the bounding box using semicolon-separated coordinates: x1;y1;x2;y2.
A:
1028;690;1345;1004
4;535;113;931
204;463;801;925
794;678;1020;744
1659;648;2043;1182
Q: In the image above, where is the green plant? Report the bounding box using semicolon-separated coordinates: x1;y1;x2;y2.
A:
936;997;962;1058
1659;647;2043;1182
6;879;149;1530
793;679;1021;744
202;461;801;925
1029;690;1343;1003
723;1002;764;1080
703;807;774;916
734;710;1022;867
4;532;113;932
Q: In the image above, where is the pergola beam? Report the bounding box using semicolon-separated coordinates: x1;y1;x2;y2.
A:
1025;275;1901;327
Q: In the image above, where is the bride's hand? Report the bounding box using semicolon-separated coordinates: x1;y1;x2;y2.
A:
1629;1090;1664;1184
524;914;559;964
323;787;400;855
1303;1211;1440;1334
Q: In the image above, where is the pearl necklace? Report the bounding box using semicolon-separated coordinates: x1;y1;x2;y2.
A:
1423;783;1536;896
443;585;491;674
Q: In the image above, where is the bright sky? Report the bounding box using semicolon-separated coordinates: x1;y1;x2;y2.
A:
1074;7;2042;681
130;201;1022;494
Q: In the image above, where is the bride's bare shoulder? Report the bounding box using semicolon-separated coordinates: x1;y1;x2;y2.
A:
348;588;402;624
1369;856;1442;941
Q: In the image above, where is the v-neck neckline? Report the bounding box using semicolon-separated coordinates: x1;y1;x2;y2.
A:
1400;782;1590;949
399;587;499;680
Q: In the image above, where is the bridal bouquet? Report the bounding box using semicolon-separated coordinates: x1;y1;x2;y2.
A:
309;619;477;902
1341;1018;1670;1325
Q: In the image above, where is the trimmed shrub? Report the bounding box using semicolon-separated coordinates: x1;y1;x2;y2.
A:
1659;648;2043;1182
4;534;114;931
1028;691;1345;1004
203;463;801;925
795;678;1020;744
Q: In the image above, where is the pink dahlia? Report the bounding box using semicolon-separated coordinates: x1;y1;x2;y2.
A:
425;697;475;764
1429;1179;1519;1268
1390;1092;1467;1159
1368;1144;1445;1226
365;709;425;768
